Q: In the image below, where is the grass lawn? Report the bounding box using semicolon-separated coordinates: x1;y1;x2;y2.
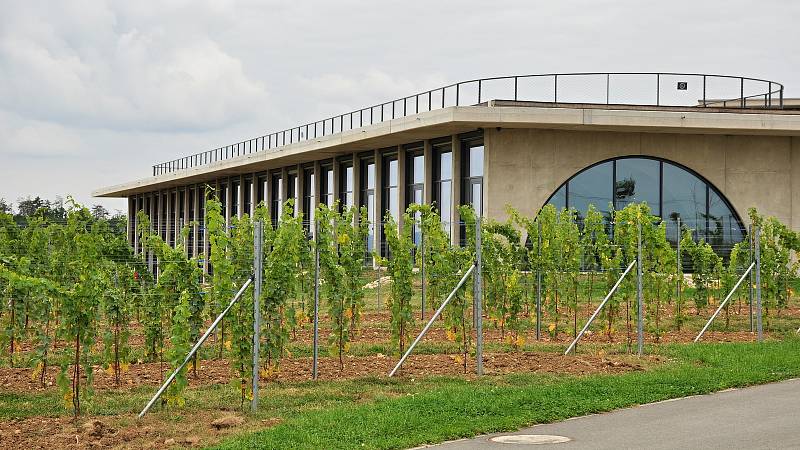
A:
215;337;800;449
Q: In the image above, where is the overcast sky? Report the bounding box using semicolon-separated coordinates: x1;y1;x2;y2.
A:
1;0;798;214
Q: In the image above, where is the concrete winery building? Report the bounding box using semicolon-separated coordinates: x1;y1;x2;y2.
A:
94;72;800;269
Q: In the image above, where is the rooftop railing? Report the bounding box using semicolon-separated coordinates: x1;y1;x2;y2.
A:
153;72;784;176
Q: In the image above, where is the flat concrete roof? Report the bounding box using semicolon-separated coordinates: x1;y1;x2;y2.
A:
94;102;800;198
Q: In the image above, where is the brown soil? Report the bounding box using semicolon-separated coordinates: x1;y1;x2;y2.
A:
0;410;281;449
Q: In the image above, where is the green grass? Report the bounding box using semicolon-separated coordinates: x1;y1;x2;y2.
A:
215;338;800;449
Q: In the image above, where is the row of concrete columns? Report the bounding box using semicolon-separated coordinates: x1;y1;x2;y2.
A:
129;132;480;273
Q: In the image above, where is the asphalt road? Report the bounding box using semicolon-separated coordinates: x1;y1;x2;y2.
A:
426;378;800;449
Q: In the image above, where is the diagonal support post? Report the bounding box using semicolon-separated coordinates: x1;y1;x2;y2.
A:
694;262;755;343
565;260;636;355
389;264;475;377
138;277;254;418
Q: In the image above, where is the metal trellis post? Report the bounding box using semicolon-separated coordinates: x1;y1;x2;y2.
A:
475;218;483;376
637;221;644;356
313;220;320;380
536;220;542;340
252;221;263;412
755;225;762;341
748;224;754;332
676;217;681;321
421;225;426;320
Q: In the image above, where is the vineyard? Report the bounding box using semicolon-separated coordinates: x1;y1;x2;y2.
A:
2;196;800;448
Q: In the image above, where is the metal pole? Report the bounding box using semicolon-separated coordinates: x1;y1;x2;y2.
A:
475;219;483;376
421;225;426;320
637;221;644;356
389;264;476;377
748;224;754;332
565;260;636;355
694;262;755;342
251;221;263;412
676;217;681;319
755;225;762;341
139;277;253;418
536;220;542;340
313;220;320;380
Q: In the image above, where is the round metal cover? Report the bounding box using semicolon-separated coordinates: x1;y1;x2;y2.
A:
489;434;572;445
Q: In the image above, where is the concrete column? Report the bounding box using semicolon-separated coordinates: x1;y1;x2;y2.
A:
397;145;407;230
423;140;433;205
451;135;462;245
250;173;258;217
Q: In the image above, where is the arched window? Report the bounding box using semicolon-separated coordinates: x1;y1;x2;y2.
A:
546;156;745;252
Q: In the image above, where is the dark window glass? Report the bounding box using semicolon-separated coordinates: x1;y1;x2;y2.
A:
568;161;613;222
287;172;298;214
244;178;252;217
433;147;453;238
320;166;334;206
231;180;240;219
662;161;707;241
382;156;399;256
545;156;744;257
615;158;659;212
271;173;282;226
360;160;375;255
303;168;315;231
340;162;354;208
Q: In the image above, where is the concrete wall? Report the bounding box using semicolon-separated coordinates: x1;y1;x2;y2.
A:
484;128;800;230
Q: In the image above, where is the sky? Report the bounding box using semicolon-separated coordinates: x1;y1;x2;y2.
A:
1;0;798;215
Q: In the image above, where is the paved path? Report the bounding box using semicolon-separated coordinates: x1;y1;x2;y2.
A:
427;378;800;449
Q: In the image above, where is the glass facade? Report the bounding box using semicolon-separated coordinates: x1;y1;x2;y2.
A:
270;173;282;226
320;165;334;206
360;159;376;254
433;143;452;238
546;156;744;250
382;154;399;256
407;149;424;244
340;161;354;208
303;167;315;232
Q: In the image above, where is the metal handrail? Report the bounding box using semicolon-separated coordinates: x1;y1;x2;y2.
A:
694;262;755;342
564;260;636;355
152;72;785;176
138;276;253;418
389;263;475;377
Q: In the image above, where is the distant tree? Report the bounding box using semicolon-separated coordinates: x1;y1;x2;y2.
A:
0;198;10;214
14;196;67;224
91;205;109;220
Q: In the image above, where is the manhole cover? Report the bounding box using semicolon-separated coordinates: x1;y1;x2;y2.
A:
489;434;572;445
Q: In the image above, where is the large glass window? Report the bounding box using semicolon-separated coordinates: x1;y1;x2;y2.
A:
320;165;334;206
545;156;744;254
407;149;424;244
433;143;452;238
243;177;252;217
231;179;240;219
360;159;376;255
382;154;399;257
303;167;315;232
256;174;267;208
270;172;282;226
461;139;484;244
287;171;298;215
340;161;354;209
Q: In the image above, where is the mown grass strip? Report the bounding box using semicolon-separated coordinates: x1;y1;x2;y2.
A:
215;338;800;449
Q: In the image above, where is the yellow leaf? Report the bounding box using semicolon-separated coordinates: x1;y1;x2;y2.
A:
504;335;513;345
454;355;463;364
105;365;115;377
548;323;556;332
224;340;232;350
344;308;354;320
515;336;526;347
121;362;130;373
445;329;457;342
343;343;350;353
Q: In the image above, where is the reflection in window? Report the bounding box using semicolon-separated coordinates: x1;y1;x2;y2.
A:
320;166;334;206
360;159;375;255
382;155;399;257
339;162;354;209
407;150;424;244
545;156;744;255
433;144;452;238
461;140;484;245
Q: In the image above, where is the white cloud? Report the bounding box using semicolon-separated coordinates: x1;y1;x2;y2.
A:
0;1;267;132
